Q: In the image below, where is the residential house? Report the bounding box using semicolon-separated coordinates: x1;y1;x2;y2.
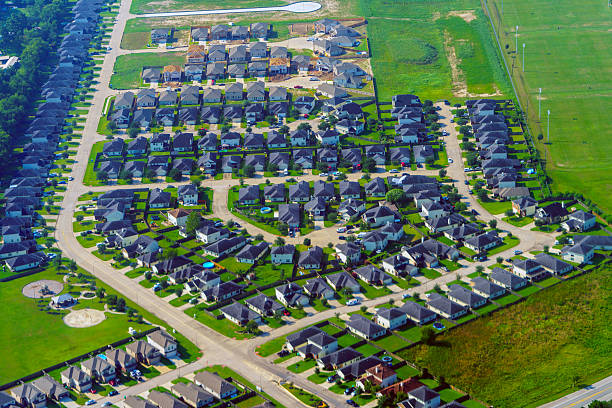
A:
448;284;487;309
126;340;162;365
376;307;407;330
221;302;261;326
278;203;300;228
470;276;506;299
225;82;243;101
400;301;437;325
426;293;467;320
303;277;334;300
347;314;386;340
270;244;295;264
326;271;360;292
490;267;527;290
245;294;284;317
170;383;214;408
513;258;547;281
31;376;68;401
235;242;269;264
194;372;238;400
357;364;397;392
335;242;361;264
60;367;92;392
463;231;502;253
562;210;597;232
362;205;396;227
147;330;178;357
105;349;137;373
81;356;117;383
298;246;324;270
162;65;182;82
317;347;363;371
221;155;241;173
148;390;188;408
11;384;47;408
202;88;222;103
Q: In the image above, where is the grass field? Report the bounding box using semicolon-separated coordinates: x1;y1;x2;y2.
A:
0;267;151;384
111;52;186;89
357;0;511;102
485;0;612;214
130;0;287;14
400;264;612;407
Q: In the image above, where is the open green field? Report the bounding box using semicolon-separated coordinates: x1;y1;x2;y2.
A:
111;52;186;89
485;0;612;214
400;264;612;408
130;0;287;14
0;267;150;383
356;0;511;102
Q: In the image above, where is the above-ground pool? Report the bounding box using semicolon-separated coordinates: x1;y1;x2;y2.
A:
260;206;272;214
381;356;393;363
202;261;215;268
433;322;445;330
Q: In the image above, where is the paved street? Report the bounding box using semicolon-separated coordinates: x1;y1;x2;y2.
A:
49;1;560;407
539;375;612;408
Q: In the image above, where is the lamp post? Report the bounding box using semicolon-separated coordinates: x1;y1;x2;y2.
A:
547;110;551;143
538;88;542;120
522;43;525;72
515;25;519;54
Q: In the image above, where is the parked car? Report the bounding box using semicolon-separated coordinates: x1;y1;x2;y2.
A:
337;227;347;233
347;298;360;306
86;401;96;406
108;390;118;396
514;250;523;255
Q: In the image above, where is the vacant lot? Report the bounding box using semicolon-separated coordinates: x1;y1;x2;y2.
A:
130;0;288;14
111;52;186;89
357;0;511;102
485;0;612;214
400;265;612;407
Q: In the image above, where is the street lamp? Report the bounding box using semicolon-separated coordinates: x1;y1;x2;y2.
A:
538;88;542;120
515;25;519;54
547;110;551;143
522;43;525;72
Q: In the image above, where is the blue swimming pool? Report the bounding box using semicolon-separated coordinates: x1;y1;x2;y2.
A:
202;261;215;268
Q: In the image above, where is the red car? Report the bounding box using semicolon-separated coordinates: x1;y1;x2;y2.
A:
294;85;303;89
283;310;291;316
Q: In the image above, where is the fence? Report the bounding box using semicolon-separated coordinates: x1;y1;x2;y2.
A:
0;266;46;283
0;327;160;391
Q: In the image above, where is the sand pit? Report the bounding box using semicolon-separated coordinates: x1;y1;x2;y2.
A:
63;309;106;328
22;280;64;299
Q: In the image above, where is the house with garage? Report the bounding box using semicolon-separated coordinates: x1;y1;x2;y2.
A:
278;203;301;228
303;277;334;300
561;243;594;264
221;155;241;173
147;330;178;357
561;210;597;232
347;314;386;340
170;383;214;408
326;271;360;293
221;302;261;326
203;236;247;258
400;301;437;325
304;197;327;220
202;88;222;103
375;307;407;330
534;252;573;275
513;258;547;281
81;356;116;383
365;178;387;197
31;376;68;401
235;241;269;264
275;282;309;307
245;293;284;317
381;254;418;277
202;281;243;302
448;284;487;309
490;267;527;290
338;198;366;221
362;205;396;227
470;276;506;299
267;131;287;148
126;340;161;365
426;293;467;320
512;197;538;217
464;231;502;253
298;245;324;270
317;347;363;371
61;367;92;392
10;384;47;408
354;265;392;286
534;202;569;224
263;183;285;202
335;242;361;264
194;371;238;400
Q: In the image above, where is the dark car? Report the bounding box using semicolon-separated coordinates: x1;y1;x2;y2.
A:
339;236;346;240
108;390;118;396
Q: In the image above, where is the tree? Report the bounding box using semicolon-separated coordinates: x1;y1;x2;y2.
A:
274;237;286;246
68;260;77;274
174;287;183;297
505;209;514;217
316;162;329;172
127;127;140;138
297;122;311;132
303;238;311;246
327;242;333;248
455;202;467;211
75;214;84;222
116;298;126;312
360;305;367;313
466;151;479;167
477;189;488;201
96;287;106;300
361;157;377;173
544;245;549;253
438;169;447;178
279;125;290;135
327;212;338;223
107;120;117;133
243;164;255;177
488;219;498;229
496;256;504;264
169;168;182;181
185;211;203;235
278;223;289;236
386;189;405;204
45;238;55;249
255;234;264;241
422;326;435;345
97;170;108;183
425;155;435;166
106;294;117;306
475;265;484;274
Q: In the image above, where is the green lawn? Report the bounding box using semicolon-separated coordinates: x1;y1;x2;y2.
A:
485;0;612;215
503;216;534;228
0;267;151;383
185;307;254;340
361;0;511;102
111;52;186;89
400;264;612;408
487;235;520;255
477;199;512;215
130;0;285;13
373;333;411;352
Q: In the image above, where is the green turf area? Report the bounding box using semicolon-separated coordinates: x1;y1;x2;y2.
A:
281;383;323;407
0;267;150;383
358;0;511;102
400;264;612;408
373;334;411;352
111;52;186;89
485;0;612;215
184;307;254;340
477;199;511;215
130;0;285;14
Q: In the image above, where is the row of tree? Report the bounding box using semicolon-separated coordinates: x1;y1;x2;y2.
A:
0;0;73;178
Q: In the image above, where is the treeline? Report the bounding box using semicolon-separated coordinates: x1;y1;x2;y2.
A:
0;0;72;177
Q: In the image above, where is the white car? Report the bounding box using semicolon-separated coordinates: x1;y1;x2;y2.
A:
347;298;360;306
448;158;453;163
389;169;399;173
337;227;347;233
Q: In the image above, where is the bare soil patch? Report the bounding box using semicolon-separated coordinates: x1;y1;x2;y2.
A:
63;309;107;328
448;10;477;23
22;280;64;299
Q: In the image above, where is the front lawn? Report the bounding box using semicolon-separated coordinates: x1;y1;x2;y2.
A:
477;199;512;215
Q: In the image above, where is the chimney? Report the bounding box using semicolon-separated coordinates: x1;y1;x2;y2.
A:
561;201;565;208
421;236;425;243
448;217;451;225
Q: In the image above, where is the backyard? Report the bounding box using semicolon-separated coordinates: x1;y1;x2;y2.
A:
110;52;187;89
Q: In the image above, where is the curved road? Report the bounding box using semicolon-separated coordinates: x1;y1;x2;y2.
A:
51;0;557;406
138;1;322;18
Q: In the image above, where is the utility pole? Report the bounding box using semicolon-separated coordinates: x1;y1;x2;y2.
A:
522;43;525;72
547;110;551;143
538;88;542;120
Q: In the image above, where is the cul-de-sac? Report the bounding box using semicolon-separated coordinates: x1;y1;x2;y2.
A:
0;0;610;407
